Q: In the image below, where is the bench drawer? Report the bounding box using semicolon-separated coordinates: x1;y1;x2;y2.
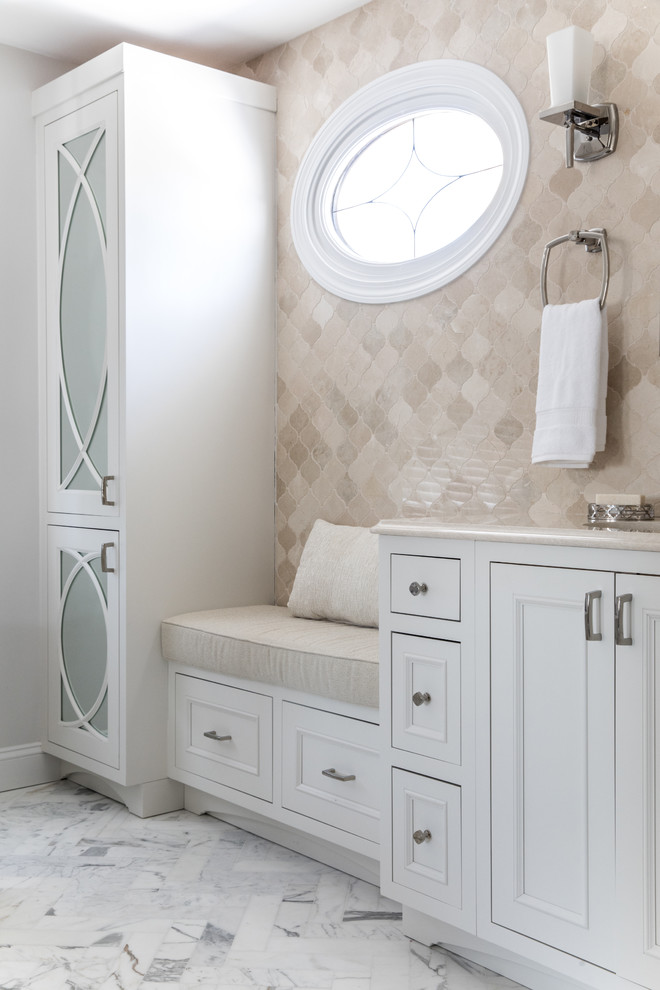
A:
390;554;460;620
282;703;380;842
391;634;461;764
392;768;462;908
174;673;272;801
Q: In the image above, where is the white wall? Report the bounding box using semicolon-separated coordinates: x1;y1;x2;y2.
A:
0;44;77;753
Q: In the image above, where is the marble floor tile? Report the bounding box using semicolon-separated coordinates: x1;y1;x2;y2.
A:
0;780;525;989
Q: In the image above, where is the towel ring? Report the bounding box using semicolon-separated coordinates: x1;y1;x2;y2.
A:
540;228;609;310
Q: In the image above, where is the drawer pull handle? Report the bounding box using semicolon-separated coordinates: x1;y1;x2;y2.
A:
412;691;431;707
203;731;232;742
615;593;633;646
584;590;602;641
409;581;428;597
101;474;116;506
413;828;432;845
322;767;356;782
100;542;115;574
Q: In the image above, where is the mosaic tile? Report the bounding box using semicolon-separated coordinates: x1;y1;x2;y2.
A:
236;0;660;600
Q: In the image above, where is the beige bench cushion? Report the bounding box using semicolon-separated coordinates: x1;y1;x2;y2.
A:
161;604;379;708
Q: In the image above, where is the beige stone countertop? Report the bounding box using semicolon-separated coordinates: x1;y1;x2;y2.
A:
372;517;660;553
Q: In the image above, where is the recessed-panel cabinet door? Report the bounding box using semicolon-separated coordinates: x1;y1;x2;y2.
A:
490;563;615;969
616;573;660;988
47;525;119;768
44;94;119;515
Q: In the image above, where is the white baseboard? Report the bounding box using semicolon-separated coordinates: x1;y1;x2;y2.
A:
0;743;61;793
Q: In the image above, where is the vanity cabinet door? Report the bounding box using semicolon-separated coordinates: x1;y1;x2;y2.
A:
490;563;615;969
616;573;660;988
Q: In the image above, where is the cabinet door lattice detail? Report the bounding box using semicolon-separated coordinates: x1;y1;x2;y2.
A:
45;94;119;516
47;526;119;768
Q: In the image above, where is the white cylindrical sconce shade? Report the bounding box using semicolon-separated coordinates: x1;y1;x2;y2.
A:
546;26;594;105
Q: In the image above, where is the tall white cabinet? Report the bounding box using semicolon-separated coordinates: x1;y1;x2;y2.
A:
33;45;276;815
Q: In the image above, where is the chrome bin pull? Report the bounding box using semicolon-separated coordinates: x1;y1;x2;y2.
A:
322;767;356;782
584;590;602;642
615;594;633;646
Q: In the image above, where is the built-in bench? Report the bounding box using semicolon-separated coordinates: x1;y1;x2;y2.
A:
161;604;379;708
162;521;382;883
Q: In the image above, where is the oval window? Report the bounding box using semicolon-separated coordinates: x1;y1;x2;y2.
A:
291;60;529;303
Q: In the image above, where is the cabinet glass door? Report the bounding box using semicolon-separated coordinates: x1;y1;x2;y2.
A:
47;525;119;768
44;94;119;515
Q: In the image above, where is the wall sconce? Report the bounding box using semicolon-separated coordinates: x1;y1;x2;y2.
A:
539;26;618;168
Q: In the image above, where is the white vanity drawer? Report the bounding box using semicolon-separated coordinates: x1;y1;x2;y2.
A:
174;674;272;801
390;554;461;620
282;702;380;842
391;634;461;764
392;768;462;908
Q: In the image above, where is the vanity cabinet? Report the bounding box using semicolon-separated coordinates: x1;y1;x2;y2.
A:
376;522;660;990
33;45;276;813
379;537;476;934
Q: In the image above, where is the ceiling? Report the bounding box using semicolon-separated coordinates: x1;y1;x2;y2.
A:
0;0;369;68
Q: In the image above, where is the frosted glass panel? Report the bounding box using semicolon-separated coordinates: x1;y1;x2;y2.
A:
59;549;108;736
58;128;108;495
58;154;77;247
85;135;107;232
64;131;97;167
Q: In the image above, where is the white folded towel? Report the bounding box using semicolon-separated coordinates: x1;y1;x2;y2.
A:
531;298;608;468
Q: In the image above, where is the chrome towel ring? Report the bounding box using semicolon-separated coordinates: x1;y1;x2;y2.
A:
540;228;609;310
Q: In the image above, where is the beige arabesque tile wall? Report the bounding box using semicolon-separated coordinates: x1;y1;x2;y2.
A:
239;0;660;602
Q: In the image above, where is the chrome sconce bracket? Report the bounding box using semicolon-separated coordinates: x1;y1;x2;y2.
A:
539;100;618;168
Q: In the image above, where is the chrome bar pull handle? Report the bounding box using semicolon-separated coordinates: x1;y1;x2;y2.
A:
100;542;115;574
584;590;602;641
412;691;431;707
101;475;115;506
322;767;356;782
413;828;432;845
203;731;232;741
409;582;428;597
615;593;633;646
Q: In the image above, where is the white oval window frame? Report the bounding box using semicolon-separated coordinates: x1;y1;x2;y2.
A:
291;60;529;304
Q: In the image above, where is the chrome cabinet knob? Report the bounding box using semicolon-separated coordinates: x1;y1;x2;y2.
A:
412;691;431;707
409;581;428;597
413;828;432;845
